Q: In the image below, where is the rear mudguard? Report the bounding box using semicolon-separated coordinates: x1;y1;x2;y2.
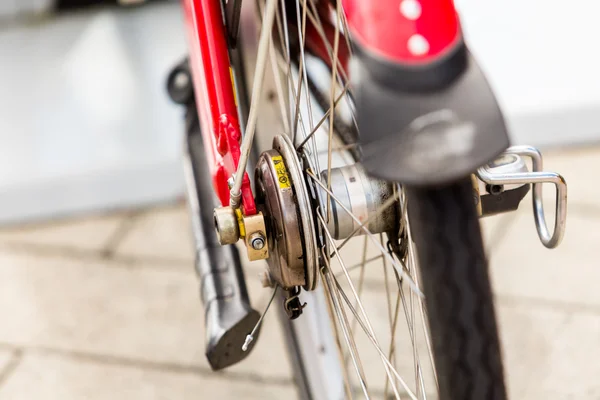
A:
351;44;510;186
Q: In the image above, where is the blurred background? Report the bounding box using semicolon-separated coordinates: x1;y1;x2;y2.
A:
0;0;597;399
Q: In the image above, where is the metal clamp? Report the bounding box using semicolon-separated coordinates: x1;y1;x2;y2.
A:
213;206;269;261
242;213;269;261
476;145;567;249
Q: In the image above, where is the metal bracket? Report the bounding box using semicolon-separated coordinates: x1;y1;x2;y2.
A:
213;206;269;261
476;145;567;249
283;288;306;320
242;213;269;261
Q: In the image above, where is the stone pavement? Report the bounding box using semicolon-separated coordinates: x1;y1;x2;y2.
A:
0;146;597;399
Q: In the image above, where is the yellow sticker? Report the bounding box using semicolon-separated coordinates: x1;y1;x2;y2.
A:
272;155;291;189
229;67;238;107
235;208;246;238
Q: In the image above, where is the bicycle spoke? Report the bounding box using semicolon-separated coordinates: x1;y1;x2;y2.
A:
295;82;350;151
321;259;371;399
399;284;427;399
381;233;401;398
335;254;383;277
230;0;278;206
386;232;430;399
317;211;404;399
343;236;368;375
324;0;342;223
328;270;419;400
302;1;358;129
293;0;315;145
324;287;356;400
268;40;291;133
271;0;290;130
385;282;402;399
403;197;439;389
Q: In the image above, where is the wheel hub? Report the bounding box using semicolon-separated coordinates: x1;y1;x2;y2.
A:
254;135;319;290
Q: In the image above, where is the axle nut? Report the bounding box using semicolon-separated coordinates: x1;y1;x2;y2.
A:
250;232;266;250
213;206;240;245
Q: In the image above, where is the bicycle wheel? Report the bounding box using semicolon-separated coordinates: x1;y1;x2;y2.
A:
237;0;508;398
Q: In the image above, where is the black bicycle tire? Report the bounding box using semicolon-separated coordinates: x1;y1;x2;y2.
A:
405;178;507;400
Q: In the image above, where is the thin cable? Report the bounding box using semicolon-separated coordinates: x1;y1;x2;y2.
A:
230;0;279;208
242;285;279;351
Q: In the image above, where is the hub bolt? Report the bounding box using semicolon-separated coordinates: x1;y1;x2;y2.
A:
250;232;266;250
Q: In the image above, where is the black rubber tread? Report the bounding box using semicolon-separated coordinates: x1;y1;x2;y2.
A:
405;178;507;400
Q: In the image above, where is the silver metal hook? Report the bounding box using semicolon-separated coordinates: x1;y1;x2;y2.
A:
477;145;567;249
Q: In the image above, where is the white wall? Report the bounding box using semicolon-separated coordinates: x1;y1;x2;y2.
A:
0;3;187;224
457;0;600;147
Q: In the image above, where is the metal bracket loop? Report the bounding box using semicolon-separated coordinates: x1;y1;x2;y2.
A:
476;145;567;249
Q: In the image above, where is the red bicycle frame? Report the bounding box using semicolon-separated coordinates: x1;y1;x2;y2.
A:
181;0;460;216
182;0;256;216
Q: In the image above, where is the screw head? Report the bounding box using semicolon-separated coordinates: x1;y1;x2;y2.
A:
251;234;265;250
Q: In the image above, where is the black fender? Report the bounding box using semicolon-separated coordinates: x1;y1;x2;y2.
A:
351;43;510;186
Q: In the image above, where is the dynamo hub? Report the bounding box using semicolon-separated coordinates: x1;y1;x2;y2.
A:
254;135;319;291
254;135;400;291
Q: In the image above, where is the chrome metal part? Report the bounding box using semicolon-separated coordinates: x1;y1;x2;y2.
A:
213;206;240;245
243;213;269;261
213;206;268;260
318;164;398;240
477;145;567;248
250;232;266;250
476;153;528;194
273;135;319;291
474;153;530;217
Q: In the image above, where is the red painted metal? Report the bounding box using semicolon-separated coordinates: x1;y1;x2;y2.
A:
182;0;256;215
341;0;461;64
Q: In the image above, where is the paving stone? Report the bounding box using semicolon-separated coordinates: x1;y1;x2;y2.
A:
0;353;295;400
490;211;600;306
0;251;291;380
0;213;125;252
113;204;194;263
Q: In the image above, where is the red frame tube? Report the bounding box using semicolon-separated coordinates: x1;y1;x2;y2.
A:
182;0;256;215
